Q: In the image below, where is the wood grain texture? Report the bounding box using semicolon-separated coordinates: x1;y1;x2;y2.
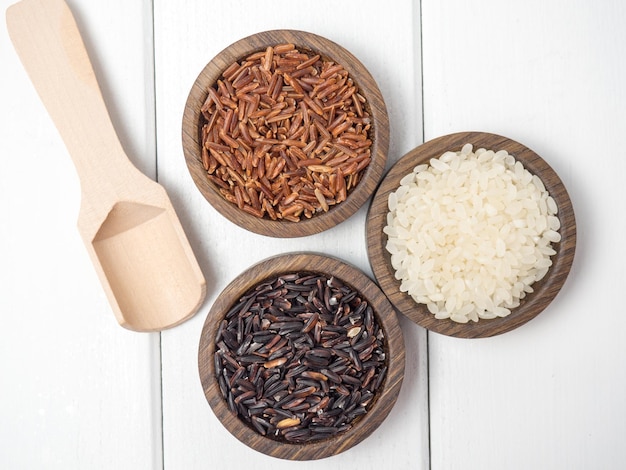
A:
198;253;405;460
182;30;389;237
367;132;576;338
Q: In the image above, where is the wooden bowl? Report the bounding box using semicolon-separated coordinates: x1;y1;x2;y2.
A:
182;30;389;237
197;253;405;460
366;132;577;338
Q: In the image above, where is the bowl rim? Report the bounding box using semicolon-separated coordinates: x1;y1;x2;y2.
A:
182;29;389;237
197;252;405;460
366;131;577;338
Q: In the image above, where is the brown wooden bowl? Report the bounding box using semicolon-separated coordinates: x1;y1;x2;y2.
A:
182;30;389;237
197;253;405;460
366;132;577;338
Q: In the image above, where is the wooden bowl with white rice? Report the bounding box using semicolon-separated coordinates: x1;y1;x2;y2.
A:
366;132;576;338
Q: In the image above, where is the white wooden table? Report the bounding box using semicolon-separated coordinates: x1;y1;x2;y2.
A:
1;1;624;468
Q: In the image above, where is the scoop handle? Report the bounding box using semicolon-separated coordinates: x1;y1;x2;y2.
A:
6;0;133;193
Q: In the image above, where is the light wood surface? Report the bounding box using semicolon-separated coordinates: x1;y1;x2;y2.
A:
6;0;205;331
156;1;427;468
2;0;625;469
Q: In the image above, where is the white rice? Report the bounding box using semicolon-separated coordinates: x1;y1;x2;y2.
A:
384;144;560;323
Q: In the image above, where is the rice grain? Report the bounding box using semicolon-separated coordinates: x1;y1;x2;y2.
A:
384;144;560;323
200;44;373;221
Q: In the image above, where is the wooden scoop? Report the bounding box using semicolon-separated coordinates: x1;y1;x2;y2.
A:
6;0;206;331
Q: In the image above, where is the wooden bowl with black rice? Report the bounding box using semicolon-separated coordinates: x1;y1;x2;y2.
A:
197;253;405;460
182;30;389;237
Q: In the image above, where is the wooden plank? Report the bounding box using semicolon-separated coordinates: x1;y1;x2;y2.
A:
422;0;626;468
153;0;429;468
0;0;162;468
